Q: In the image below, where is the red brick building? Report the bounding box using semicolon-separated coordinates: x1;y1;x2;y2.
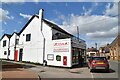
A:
99;44;110;57
109;35;120;60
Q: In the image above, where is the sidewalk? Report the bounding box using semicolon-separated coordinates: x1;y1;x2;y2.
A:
1;61;40;80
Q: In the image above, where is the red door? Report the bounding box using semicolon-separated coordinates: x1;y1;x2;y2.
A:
14;50;18;61
63;56;67;66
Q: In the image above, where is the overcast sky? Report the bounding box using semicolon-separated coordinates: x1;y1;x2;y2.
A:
0;0;119;49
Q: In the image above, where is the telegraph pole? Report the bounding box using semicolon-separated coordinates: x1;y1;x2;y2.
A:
77;26;79;40
95;43;97;50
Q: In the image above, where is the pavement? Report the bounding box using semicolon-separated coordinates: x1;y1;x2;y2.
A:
1;60;40;80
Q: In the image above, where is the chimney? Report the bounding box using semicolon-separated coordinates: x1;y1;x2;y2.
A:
39;9;44;31
39;9;44;20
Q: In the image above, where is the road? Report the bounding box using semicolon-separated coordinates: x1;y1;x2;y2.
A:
91;60;119;80
3;60;119;80
25;60;119;80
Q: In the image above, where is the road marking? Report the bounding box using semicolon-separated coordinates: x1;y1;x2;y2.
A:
90;69;94;80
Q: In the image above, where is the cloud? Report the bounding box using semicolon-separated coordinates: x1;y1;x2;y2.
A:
13;29;17;32
18;21;22;24
19;13;32;19
53;3;118;48
1;0;25;3
103;2;118;16
62;15;118;39
81;2;99;16
1;0;41;3
86;26;118;39
0;8;14;22
4;22;7;25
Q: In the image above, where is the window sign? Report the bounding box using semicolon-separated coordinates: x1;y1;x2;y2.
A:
47;54;54;61
56;55;61;61
53;42;69;52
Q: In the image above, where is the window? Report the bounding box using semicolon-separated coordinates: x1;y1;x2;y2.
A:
26;34;31;41
4;51;7;55
56;55;61;61
92;57;107;60
16;39;19;45
3;40;6;47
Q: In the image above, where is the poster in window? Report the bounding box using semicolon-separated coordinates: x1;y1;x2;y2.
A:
47;54;54;61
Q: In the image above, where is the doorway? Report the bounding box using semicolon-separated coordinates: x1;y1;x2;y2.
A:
19;48;23;61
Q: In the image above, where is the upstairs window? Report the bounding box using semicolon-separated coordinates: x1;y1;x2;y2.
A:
3;40;6;47
16;39;19;45
26;34;31;41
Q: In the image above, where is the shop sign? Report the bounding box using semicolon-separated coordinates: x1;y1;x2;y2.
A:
53;42;69;52
47;54;54;60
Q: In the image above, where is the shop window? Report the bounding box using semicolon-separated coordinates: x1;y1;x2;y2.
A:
72;48;79;64
26;34;31;41
56;55;61;61
3;40;6;47
4;51;7;55
52;32;70;40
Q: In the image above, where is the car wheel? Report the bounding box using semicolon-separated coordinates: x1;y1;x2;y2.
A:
90;69;93;72
88;66;90;69
106;69;109;73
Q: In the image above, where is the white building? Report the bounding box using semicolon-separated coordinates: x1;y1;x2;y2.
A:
9;32;19;60
0;34;11;59
0;9;86;67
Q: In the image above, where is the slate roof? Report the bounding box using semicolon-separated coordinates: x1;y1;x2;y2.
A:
43;19;73;37
18;14;74;37
110;34;120;47
1;34;12;40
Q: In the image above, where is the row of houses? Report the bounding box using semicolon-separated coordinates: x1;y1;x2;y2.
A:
0;9;86;67
86;35;120;60
99;35;120;60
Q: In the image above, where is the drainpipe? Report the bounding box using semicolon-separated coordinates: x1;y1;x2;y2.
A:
14;34;17;61
39;9;46;65
7;38;10;59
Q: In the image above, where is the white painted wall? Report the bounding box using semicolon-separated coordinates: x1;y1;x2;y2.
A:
0;36;10;59
9;33;19;60
19;16;44;64
45;38;72;67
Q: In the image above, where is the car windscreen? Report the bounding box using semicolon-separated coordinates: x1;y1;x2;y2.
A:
92;57;107;60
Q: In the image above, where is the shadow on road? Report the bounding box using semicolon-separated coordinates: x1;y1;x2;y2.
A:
91;68;116;73
2;68;23;71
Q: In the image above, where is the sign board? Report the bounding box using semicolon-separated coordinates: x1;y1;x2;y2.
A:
53;41;69;52
47;54;54;60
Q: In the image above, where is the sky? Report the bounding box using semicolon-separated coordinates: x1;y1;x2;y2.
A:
0;1;119;49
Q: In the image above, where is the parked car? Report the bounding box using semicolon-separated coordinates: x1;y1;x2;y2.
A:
88;56;109;72
86;56;92;63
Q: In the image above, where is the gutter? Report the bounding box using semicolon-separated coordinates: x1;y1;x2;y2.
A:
7;38;10;59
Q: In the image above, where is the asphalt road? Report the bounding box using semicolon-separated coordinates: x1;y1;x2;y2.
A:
3;60;119;80
91;60;119;80
26;60;119;80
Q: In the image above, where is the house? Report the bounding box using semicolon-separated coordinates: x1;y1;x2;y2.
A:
9;32;19;61
109;35;120;60
0;34;11;59
0;9;86;67
99;44;110;58
86;47;99;56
